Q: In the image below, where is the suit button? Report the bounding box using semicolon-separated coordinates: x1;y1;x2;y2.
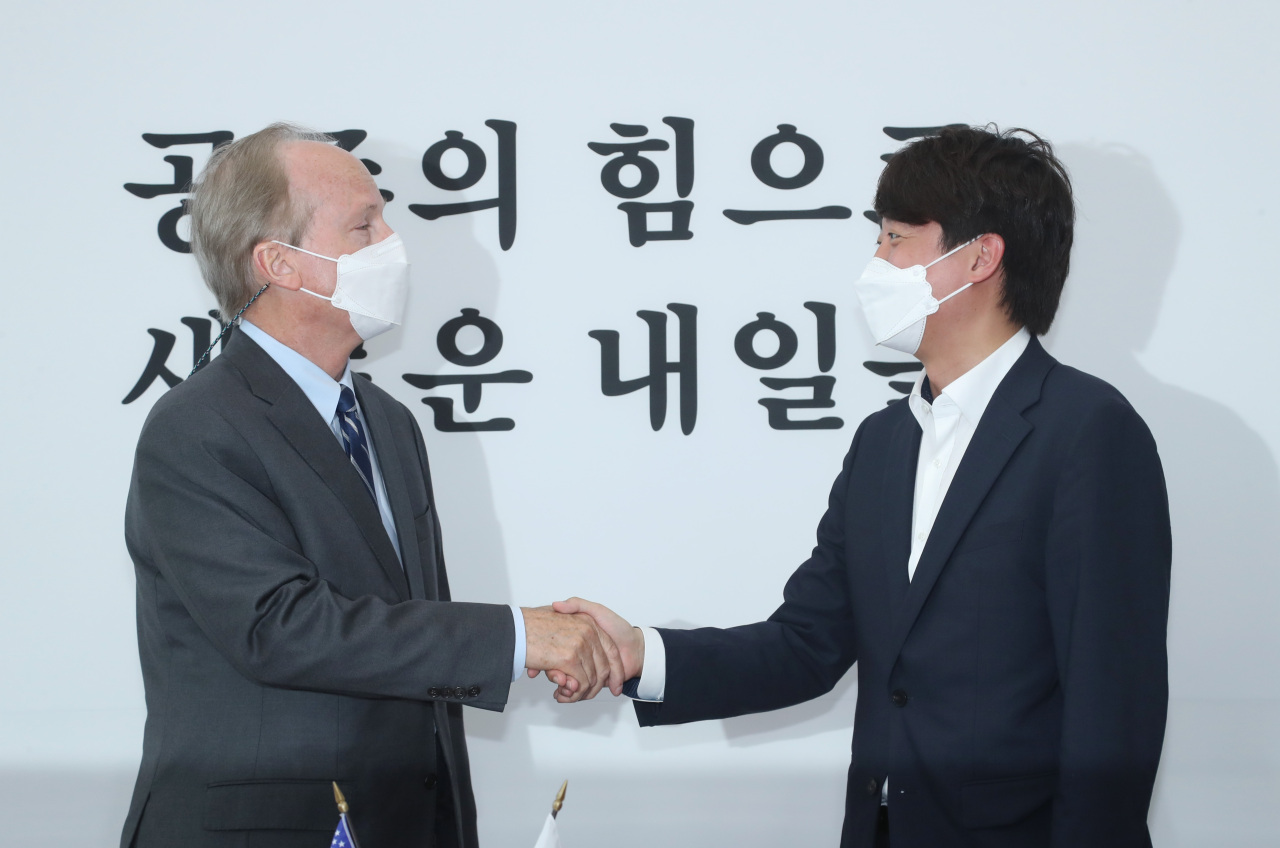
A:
891;689;909;707
454;686;466;698
424;774;437;790
428;688;439;698
865;778;879;796
468;686;481;698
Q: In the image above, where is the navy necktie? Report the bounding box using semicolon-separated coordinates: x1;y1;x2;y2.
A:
336;386;377;502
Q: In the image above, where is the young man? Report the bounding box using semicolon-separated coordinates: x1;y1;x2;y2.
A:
560;126;1171;848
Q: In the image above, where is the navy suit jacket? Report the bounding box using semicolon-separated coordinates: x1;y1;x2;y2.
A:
122;330;514;848
636;337;1171;848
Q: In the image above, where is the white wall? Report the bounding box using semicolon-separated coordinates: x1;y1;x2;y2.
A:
1;2;1276;845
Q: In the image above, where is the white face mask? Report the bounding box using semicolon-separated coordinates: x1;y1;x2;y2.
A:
272;233;411;342
852;238;977;355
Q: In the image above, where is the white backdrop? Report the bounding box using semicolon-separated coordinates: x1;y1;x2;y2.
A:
2;2;1278;846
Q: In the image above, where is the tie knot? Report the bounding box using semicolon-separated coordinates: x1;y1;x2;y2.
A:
337;385;358;416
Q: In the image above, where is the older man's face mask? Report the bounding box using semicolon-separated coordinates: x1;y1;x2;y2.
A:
272;232;412;342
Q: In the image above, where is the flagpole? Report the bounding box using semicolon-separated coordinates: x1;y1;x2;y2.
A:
333;782;348;814
332;782;362;848
551;780;568;819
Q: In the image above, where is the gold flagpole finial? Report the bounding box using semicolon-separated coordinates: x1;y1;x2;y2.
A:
333;782;349;815
551;780;568;818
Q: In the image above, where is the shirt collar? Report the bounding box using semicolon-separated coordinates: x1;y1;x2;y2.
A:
908;327;1031;431
238;320;354;424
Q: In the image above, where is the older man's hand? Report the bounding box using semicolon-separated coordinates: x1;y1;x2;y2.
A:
521;606;625;702
552;598;644;682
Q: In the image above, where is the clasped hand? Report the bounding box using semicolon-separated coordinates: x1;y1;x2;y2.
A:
521;599;644;703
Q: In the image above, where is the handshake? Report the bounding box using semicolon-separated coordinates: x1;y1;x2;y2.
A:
521;599;643;703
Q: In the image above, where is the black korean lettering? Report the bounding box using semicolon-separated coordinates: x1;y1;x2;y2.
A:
589;118;694;246
409;120;517;250
615;200;695;247
436;308;503;366
421;132;487;190
402;309;532;431
809;301;836;372
863;359;925;405
155;199;192;254
758;377;842;430
723;124;851;225
122;312;228;404
588;303;697;434
124;132;233;253
594;126;664;198
734;302;842;429
734;312;798;370
752;123;824;189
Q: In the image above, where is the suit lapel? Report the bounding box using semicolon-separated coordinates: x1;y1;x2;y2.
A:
356;379;434;601
224;333;411;601
881;407;920;617
887;338;1055;660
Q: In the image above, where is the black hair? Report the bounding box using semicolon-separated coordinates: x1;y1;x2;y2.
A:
873;125;1074;336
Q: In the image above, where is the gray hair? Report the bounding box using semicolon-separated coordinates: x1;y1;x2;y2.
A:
189;122;334;321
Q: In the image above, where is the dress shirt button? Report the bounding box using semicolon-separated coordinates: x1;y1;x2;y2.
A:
916;531;926;542
454;686;467;699
891;689;910;707
865;778;879;796
424;773;437;790
932;458;943;468
468;686;481;697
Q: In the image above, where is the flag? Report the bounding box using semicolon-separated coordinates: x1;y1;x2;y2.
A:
330;783;362;848
331;812;360;848
532;779;567;847
532;812;561;848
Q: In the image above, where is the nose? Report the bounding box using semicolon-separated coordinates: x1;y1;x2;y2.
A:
873;240;891;261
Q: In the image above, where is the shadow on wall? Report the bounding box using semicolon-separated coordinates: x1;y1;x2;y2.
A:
1045;143;1280;844
358;140;544;800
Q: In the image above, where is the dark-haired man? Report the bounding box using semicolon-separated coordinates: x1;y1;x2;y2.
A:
559;126;1171;847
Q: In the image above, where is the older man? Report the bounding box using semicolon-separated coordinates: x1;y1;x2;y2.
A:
120;123;619;848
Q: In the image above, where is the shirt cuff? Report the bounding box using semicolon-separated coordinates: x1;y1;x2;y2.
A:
509;605;527;683
632;627;666;702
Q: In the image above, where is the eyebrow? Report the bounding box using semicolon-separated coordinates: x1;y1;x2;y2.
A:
349;200;383;219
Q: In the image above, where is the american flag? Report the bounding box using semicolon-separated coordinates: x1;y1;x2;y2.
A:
331;812;360;848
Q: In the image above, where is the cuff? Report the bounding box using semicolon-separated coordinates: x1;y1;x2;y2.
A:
509;605;527;683
632;627;666;702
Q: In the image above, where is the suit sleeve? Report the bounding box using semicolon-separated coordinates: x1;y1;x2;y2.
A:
127;394;515;710
1044;396;1171;846
635;422;863;726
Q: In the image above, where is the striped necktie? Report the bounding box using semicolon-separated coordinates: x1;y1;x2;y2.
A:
336;386;377;502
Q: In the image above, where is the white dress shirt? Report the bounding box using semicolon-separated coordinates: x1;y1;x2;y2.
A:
904;328;1030;580
236;321;526;681
632;328;1032;711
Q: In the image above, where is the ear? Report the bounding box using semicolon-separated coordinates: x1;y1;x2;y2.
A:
969;233;1005;284
251;241;304;291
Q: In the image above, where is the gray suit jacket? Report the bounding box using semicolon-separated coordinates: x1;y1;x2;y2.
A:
121;329;514;848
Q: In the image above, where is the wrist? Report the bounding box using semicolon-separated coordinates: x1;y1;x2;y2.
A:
632;626;646;678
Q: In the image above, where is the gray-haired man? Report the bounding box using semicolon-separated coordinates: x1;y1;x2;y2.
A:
120;124;620;848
